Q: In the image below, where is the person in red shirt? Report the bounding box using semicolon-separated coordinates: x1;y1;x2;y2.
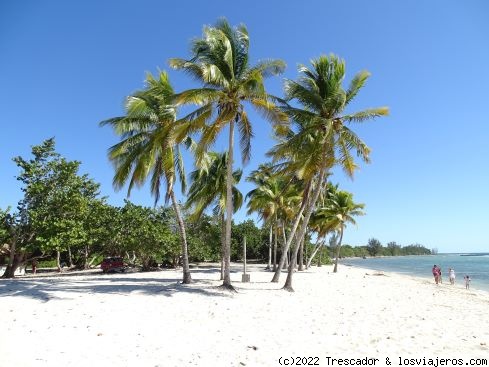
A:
432;265;439;285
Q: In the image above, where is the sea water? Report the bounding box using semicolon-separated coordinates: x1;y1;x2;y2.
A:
341;253;489;292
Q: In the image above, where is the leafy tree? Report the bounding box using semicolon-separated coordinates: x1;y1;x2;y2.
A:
343;245;355;258
353;246;369;257
100;71;192;283
170;18;286;289
367;238;382;256
231;220;264;261
117;201;178;270
401;243;431;255
386;241;401;256
185;213;221;262
1;139;102;277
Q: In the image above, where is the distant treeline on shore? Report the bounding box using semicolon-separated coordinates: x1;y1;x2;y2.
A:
326;238;432;259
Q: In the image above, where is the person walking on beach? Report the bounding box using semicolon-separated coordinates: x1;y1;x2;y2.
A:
432;265;439;285
448;268;455;285
464;275;471;289
437;266;442;284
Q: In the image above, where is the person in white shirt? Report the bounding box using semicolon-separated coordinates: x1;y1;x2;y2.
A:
448;268;455;285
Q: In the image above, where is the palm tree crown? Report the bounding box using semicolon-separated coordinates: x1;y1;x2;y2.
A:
100;71;186;205
186;152;243;221
169;18;287;164
271;54;389;180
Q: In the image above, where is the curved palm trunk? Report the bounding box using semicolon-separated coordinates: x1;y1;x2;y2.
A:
271;185;311;282
283;168;326;291
306;239;324;268
266;225;272;270
170;191;192;284
333;227;344;273
272;197;306;283
222;120;235;289
282;225;288;269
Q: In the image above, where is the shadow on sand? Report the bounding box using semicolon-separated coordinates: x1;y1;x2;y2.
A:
0;275;231;302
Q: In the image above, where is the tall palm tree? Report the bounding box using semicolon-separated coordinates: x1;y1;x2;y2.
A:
185;151;243;279
270;54;388;291
169;18;286;289
100;71;192;284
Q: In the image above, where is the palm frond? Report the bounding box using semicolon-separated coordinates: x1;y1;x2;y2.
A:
237;111;253;164
342;107;389;123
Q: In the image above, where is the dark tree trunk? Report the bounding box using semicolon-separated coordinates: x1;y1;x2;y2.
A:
298;236;304;271
2;238;18;278
170;191;192;284
2;255;24;278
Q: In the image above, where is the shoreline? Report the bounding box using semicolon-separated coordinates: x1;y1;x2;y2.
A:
342;254;489;293
344;263;489;296
1;264;489;365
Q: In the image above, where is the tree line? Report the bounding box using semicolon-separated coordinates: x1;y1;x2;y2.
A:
0;138;430;279
2;18;394;291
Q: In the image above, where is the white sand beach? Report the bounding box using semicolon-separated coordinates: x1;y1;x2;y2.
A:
1;264;488;366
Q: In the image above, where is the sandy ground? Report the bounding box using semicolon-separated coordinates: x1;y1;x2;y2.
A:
1;264;489;366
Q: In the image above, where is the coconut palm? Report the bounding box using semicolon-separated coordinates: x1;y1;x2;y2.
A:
185;151;243;279
169;18;286;289
100;71;192;284
269;54;388;290
314;189;365;272
246;165;302;271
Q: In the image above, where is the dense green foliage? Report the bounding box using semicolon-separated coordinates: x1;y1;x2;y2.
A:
1;138;430;278
0;140;272;274
325;239;431;258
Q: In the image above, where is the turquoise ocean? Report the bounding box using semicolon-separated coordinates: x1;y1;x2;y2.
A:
341;253;489;293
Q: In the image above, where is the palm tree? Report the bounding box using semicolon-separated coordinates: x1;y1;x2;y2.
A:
270;54;388;291
185;151;243;279
169;18;286;289
246;164;302;271
313;187;365;272
100;71;192;284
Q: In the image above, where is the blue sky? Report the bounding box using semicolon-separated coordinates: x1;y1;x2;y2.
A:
1;1;488;252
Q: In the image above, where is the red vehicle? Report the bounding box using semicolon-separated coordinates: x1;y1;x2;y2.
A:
101;257;125;273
